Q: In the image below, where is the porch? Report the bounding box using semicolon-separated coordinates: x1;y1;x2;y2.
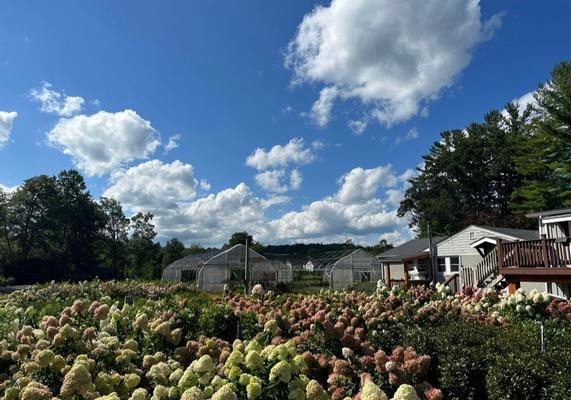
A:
498;235;571;293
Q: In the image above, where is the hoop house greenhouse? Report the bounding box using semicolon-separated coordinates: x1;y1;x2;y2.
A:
317;248;382;290
161;244;292;291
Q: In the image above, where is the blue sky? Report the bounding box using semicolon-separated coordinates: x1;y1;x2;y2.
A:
0;1;570;246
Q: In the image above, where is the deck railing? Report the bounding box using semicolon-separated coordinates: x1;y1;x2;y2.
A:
498;236;571;269
461;247;498;288
460;265;475;288
443;272;460;293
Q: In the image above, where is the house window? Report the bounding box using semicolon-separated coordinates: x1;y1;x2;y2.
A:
437;257;446;272
417;260;427;272
450;257;460;272
469;231;475;240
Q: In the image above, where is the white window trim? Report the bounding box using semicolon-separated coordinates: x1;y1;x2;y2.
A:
440;256;460;275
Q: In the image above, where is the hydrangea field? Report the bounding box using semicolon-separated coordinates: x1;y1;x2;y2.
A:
1;281;571;400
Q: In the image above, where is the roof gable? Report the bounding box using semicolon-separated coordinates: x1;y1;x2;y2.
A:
435;225;538;249
377;236;447;261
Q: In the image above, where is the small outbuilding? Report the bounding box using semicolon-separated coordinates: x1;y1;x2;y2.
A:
162;244;292;291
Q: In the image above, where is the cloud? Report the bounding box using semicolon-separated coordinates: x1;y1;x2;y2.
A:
247;138;318;193
310;86;338;127
269;197;405;242
0;183;18;194
334;166;398;205
30;82;84;117
254;169;304;193
395;128;419;144
156;183;272;246
199;179;211;191
246;138;316;171
511;91;537;114
285;0;502;127
103;160;412;246
255;170;289;193
103;160;197;210
348;120;367;135
311;139;325;150
47;110;161;176
164;134;181;154
269;165;411;242
0;111;17;149
290;169;303;190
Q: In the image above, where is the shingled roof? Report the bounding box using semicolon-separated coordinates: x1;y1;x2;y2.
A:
478;226;538;241
377;237;447;262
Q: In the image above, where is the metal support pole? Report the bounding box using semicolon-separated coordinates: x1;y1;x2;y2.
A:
428;221;436;283
244;238;249;295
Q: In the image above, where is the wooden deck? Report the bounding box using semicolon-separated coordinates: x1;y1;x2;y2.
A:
498;236;571;291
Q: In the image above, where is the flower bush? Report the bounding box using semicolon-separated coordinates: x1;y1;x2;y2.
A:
0;280;569;400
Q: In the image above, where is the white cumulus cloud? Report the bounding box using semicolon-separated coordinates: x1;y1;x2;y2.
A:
247;138;318;193
335;166;398;205
103;160;197;210
103;160;412;246
255;170;290;193
164;134;181;154
254;169;304;193
158;183;272;246
47;110;161;176
246;138;316;171
0;111;17;149
285;0;502;127
30;82;84;117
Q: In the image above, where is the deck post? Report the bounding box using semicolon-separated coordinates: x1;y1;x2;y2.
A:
507;280;520;294
403;260;409;288
384;263;391;286
496;238;503;269
540;234;550;268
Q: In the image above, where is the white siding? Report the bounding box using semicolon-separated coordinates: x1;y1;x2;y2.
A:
437;226;496;257
546;282;571;298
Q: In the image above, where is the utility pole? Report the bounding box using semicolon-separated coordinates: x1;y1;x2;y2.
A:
428;221;436;283
244;238;249;294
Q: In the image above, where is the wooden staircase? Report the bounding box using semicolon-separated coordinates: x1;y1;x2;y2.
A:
460;247;501;288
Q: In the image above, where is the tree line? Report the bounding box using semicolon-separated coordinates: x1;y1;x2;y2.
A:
0;171;211;283
398;61;571;237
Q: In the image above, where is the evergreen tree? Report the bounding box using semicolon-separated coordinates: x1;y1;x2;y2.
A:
512;61;571;212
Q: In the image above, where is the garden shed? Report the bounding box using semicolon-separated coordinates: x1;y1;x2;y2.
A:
161;244;292;291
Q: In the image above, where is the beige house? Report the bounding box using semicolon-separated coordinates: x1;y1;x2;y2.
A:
435;225;537;288
377;237;447;285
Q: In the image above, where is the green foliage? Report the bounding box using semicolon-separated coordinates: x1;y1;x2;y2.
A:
162;238;188;271
486;352;548;400
512;61;571;213
99;197;130;274
225;231;265;254
399;60;571;236
197;305;240;341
